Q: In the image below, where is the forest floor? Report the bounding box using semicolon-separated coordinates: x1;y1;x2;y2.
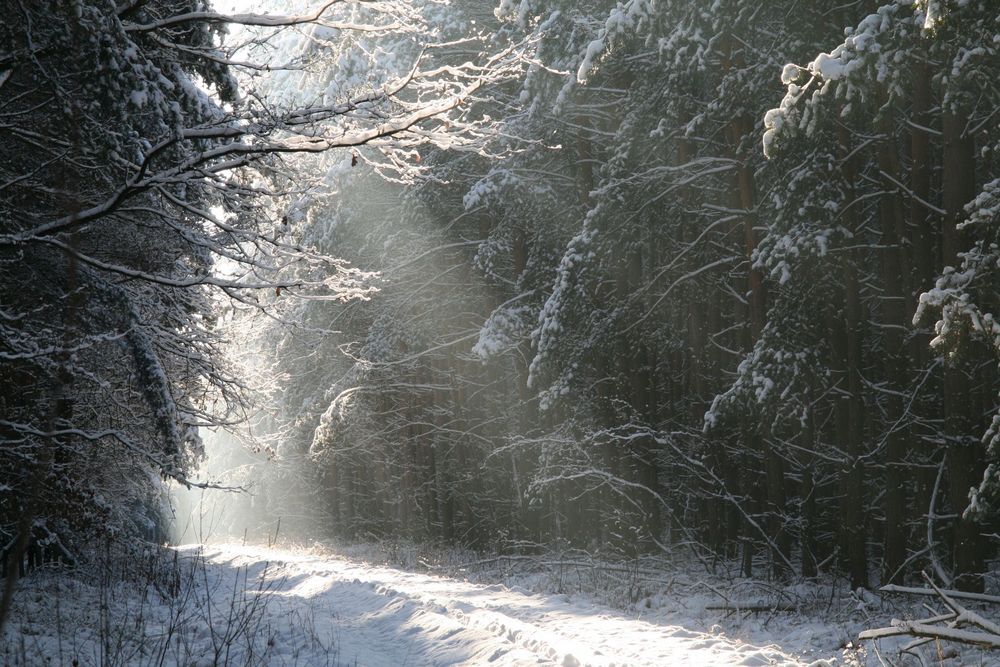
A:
1;541;994;666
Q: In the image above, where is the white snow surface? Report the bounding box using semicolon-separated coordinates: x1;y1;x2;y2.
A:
4;542;859;666
194;543;816;667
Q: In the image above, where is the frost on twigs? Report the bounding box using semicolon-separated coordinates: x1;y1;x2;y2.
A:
762;2;918;159
705;314;826;434
915;173;1000;519
0;0;529;577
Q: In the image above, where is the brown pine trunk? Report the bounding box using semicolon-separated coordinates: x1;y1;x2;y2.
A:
837;125;869;589
907;60;939;564
875;104;910;584
625;245;662;546
910;61;935;293
941;109;985;592
728;108;787;576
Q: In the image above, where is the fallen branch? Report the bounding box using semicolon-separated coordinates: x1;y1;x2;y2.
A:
879;584;1000;606
860;572;1000;654
859;622;1000;649
706;602;797;616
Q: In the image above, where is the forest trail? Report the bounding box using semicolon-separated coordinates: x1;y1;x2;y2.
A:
192;544;816;667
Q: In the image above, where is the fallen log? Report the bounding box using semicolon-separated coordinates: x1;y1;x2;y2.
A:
879;584;1000;606
860;572;1000;653
706;602;797;617
859;622;1000;650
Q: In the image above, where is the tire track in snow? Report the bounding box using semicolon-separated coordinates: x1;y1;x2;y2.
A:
192;544;819;667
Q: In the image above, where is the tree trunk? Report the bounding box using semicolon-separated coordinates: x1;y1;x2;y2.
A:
837;125;869;589
875;105;910;584
801;401;818;579
941;109;985;592
728;108;786;575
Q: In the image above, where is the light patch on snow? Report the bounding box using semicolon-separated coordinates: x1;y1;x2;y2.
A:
0;545;829;666
191;544;818;666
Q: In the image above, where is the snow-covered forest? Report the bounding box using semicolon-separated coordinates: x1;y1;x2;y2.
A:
3;0;1000;664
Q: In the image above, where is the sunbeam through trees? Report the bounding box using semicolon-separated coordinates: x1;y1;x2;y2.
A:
2;0;1000;665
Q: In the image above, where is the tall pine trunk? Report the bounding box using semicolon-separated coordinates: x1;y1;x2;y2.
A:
875;102;910;584
941;109;985;592
837;125;869;589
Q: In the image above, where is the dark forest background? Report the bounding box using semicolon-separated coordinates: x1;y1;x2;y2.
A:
2;0;1000;597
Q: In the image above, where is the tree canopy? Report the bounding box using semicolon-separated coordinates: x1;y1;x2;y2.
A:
2;0;999;615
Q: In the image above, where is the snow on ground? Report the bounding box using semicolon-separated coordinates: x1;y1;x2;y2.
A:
4;542;846;666
5;541;993;666
194;543;829;667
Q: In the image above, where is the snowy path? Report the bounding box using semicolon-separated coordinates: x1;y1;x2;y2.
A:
190;544;817;667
